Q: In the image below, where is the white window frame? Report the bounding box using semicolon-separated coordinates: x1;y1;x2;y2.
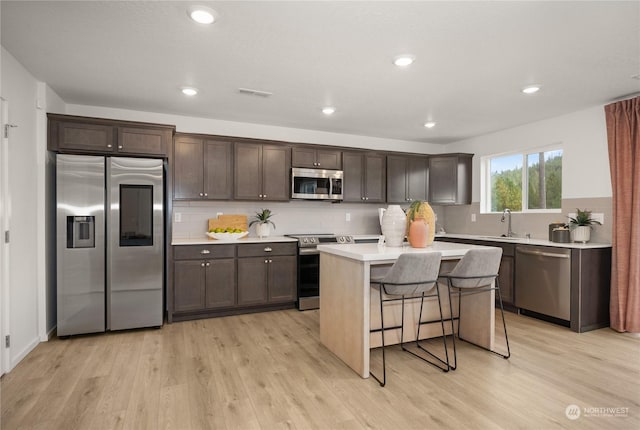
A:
481;144;563;214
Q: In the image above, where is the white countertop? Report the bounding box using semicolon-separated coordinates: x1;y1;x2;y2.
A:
172;236;298;246
317;241;489;262
436;233;611;249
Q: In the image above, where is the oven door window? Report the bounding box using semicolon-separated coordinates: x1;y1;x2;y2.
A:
298;254;319;298
119;184;153;247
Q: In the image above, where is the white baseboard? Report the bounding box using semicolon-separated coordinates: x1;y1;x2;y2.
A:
9;336;40;372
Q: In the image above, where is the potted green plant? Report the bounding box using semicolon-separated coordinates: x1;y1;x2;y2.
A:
250;208;276;238
568;208;601;243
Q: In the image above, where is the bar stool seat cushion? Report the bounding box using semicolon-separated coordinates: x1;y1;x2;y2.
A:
370;253;441;295
446;248;502;288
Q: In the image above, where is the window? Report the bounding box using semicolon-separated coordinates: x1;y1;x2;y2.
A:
482;147;562;213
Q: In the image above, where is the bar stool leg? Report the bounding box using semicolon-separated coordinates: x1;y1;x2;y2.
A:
411;288;451;372
446;280;458;371
370;286;386;387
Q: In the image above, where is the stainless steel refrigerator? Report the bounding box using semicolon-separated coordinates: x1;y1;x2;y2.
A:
56;154;164;336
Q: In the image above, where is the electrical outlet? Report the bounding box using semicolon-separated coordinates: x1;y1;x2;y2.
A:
175;212;182;223
471;213;477;222
216;212;223;218
346;213;351;222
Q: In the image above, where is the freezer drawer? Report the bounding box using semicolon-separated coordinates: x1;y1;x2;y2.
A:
515;245;571;320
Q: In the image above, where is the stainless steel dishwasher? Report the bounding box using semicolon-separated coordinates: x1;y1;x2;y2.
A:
515;245;571;321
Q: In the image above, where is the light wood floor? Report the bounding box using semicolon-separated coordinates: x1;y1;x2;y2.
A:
1;310;639;430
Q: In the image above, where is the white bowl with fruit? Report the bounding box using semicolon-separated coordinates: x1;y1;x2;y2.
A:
207;227;248;241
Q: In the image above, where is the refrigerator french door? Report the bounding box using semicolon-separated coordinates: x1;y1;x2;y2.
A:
56;154;163;336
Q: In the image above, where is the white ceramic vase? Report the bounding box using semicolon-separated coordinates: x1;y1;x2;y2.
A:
571;225;591;243
381;205;406;247
256;223;271;238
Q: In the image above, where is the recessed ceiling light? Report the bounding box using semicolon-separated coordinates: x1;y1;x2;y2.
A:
181;87;198;96
521;85;541;94
424;121;436;129
322;107;336;115
188;6;216;24
394;55;415;67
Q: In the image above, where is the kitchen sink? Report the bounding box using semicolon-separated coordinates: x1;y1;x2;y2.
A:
480;236;523;241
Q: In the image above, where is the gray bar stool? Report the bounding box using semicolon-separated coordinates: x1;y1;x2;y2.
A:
369;252;453;387
440;247;511;370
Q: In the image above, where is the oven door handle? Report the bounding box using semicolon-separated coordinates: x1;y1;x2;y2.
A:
299;248;320;255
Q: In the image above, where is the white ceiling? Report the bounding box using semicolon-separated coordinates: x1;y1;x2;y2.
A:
2;1;639;144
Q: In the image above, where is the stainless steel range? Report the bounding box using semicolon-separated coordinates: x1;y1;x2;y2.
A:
286;233;377;310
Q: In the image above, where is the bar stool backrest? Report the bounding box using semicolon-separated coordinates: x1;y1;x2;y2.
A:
447;248;503;288
379;253;442;295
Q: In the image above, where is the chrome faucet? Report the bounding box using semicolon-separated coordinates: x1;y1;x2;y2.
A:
501;208;514;237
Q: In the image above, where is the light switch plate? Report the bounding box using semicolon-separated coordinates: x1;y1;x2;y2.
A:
471;213;477;222
346;213;351;222
175;212;182;223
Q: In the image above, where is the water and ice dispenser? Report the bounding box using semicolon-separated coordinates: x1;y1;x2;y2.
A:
66;216;95;248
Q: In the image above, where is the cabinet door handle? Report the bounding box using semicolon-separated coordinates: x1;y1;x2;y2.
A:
264;247;272;252
107;144;112;148
361;197;365;200
201;262;205;267
118;145;123;149
259;194;263;198
206;262;210;267
200;249;210;255
264;259;268;263
269;259;273;263
199;192;204;197
263;194;267;199
203;193;208;197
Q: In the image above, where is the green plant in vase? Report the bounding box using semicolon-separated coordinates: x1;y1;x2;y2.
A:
250;208;276;238
567;208;601;243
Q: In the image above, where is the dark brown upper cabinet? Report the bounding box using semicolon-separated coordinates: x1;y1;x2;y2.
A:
386;155;428;204
428;154;473;205
234;142;291;201
343;151;386;203
291;147;342;170
48;114;173;157
173;134;233;200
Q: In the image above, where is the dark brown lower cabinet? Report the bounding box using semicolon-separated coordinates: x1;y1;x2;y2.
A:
172;242;297;321
237;255;297;305
173;259;236;312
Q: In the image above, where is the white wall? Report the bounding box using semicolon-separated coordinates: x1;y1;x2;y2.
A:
65;104;443;154
1;47;40;368
446;105;612;201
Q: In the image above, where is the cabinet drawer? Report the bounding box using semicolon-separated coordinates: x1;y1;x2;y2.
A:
237;242;296;257
173;244;235;260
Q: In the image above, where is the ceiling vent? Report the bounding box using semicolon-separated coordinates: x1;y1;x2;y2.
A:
238;88;273;97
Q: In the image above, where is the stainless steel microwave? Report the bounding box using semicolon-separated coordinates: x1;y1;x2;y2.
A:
291;167;343;201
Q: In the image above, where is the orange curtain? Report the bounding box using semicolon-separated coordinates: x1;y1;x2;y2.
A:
605;96;640;333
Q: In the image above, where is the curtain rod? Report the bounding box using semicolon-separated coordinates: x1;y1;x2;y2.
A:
608;92;640;103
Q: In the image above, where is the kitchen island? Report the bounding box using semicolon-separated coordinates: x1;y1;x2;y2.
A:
317;242;495;378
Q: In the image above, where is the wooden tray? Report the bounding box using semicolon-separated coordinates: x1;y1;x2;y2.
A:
208;214;248;232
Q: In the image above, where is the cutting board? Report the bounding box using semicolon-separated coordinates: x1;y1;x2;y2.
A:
208;214;248;232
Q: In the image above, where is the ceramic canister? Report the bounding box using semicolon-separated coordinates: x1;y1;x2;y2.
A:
381;205;406;247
